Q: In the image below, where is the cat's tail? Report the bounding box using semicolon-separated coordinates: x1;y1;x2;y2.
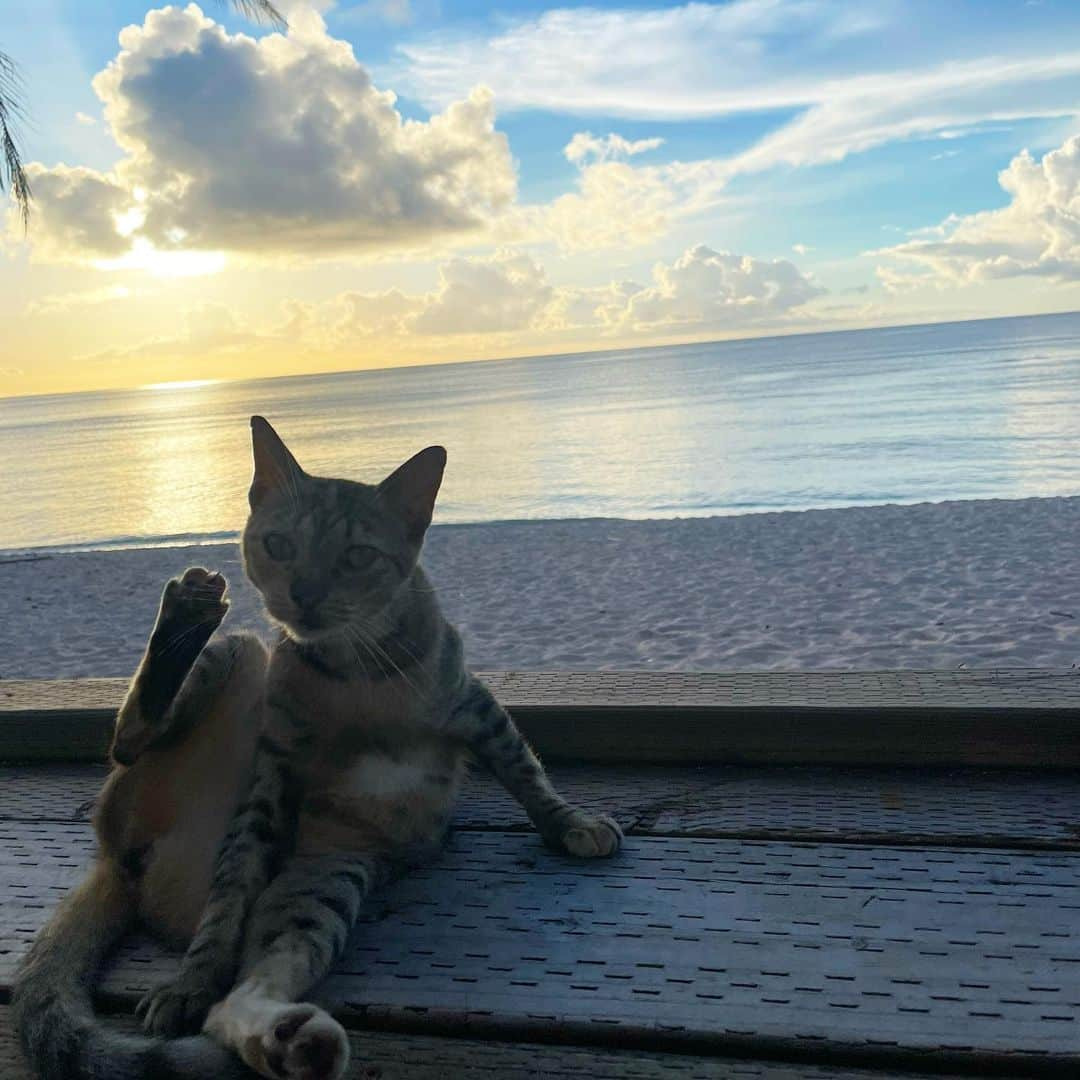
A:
11;859;247;1080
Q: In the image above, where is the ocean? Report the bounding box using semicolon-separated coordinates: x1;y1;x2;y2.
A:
2;311;1080;552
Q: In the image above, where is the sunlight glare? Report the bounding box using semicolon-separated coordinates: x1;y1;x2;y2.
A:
140;379;220;391
95;239;227;278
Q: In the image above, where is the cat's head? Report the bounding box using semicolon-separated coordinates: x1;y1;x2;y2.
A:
241;416;446;641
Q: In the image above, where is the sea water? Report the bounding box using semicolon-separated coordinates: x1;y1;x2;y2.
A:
2;311;1079;551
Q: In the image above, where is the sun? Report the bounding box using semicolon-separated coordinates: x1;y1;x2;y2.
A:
95;239;226;279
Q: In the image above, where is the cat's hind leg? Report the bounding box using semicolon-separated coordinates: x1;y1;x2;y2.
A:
111;566;232;765
98;567;268;944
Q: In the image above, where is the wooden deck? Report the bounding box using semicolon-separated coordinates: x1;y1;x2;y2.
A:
2;673;1079;1077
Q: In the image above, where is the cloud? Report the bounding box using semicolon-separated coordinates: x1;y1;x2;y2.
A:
875;133;1080;287
564;132;664;164
13;3;515;263
600;244;825;330
26;284;133;315
410;251;555;334
533;156;730;251
395;1;1080;177
396;1;888;119
334;244;823;339
76;243;825;378
80;300;269;365
725;55;1080;177
17;164;132;260
330;251;557;337
334;289;422;337
75;112;97;126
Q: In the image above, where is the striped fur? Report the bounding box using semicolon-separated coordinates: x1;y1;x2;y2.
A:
14;417;621;1080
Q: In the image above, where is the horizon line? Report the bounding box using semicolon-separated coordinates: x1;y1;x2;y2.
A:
3;307;1078;405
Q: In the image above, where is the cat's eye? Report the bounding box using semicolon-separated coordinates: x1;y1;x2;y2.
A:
343;544;377;571
263;532;295;561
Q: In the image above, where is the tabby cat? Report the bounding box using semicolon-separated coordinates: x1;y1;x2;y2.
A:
13;416;622;1080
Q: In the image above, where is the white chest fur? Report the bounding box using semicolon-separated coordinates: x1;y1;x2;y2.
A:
334;752;434;799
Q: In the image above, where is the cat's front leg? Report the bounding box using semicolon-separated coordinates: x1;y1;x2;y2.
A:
204;851;388;1080
448;676;623;857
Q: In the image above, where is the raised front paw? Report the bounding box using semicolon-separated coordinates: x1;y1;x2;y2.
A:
551;809;623;858
161;566;230;627
136;972;223;1037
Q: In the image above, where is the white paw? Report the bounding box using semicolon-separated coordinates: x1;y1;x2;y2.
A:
260;1004;350;1080
208;999;350;1080
562;812;623;858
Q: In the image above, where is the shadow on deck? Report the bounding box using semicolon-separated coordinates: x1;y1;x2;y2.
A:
2;671;1079;1078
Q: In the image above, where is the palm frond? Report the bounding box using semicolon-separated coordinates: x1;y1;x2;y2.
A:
222;0;287;29
0;51;30;231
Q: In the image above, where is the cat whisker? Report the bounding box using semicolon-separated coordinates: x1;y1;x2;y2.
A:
348;623;428;701
151;616;220;659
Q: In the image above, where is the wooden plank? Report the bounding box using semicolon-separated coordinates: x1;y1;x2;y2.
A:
6;762;1080;851
2;824;1077;1075
3;670;1080;766
0;1006;987;1080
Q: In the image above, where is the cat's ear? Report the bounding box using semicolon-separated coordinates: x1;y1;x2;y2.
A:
249;416;304;508
378;446;447;541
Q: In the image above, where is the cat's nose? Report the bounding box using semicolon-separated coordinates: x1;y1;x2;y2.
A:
290;578;328;610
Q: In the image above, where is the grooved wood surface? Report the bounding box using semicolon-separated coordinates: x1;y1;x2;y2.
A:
5;762;1080;850
1;822;1078;1073
4;675;1080;1074
0;1006;982;1080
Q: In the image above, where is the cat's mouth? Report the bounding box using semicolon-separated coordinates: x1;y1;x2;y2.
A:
267;601;341;642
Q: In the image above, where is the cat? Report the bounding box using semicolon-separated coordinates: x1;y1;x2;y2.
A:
13;416;622;1080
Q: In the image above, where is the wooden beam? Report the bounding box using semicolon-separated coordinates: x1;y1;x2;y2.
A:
2;671;1079;766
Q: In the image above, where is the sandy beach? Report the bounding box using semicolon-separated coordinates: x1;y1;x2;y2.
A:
2;496;1080;679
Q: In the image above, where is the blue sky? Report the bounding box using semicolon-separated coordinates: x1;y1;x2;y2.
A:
2;0;1079;394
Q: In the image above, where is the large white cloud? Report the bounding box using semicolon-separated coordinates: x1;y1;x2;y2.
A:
876;134;1080;287
14;4;516;262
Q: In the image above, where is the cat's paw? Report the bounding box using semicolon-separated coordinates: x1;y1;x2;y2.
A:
161;566;230;627
208;1001;350;1080
553;810;623;858
136;972;222;1037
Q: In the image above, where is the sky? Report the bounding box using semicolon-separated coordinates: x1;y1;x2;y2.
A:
1;0;1079;397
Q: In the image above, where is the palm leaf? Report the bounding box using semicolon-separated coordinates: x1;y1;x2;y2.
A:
221;0;287;28
1;0;286;228
0;51;30;231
